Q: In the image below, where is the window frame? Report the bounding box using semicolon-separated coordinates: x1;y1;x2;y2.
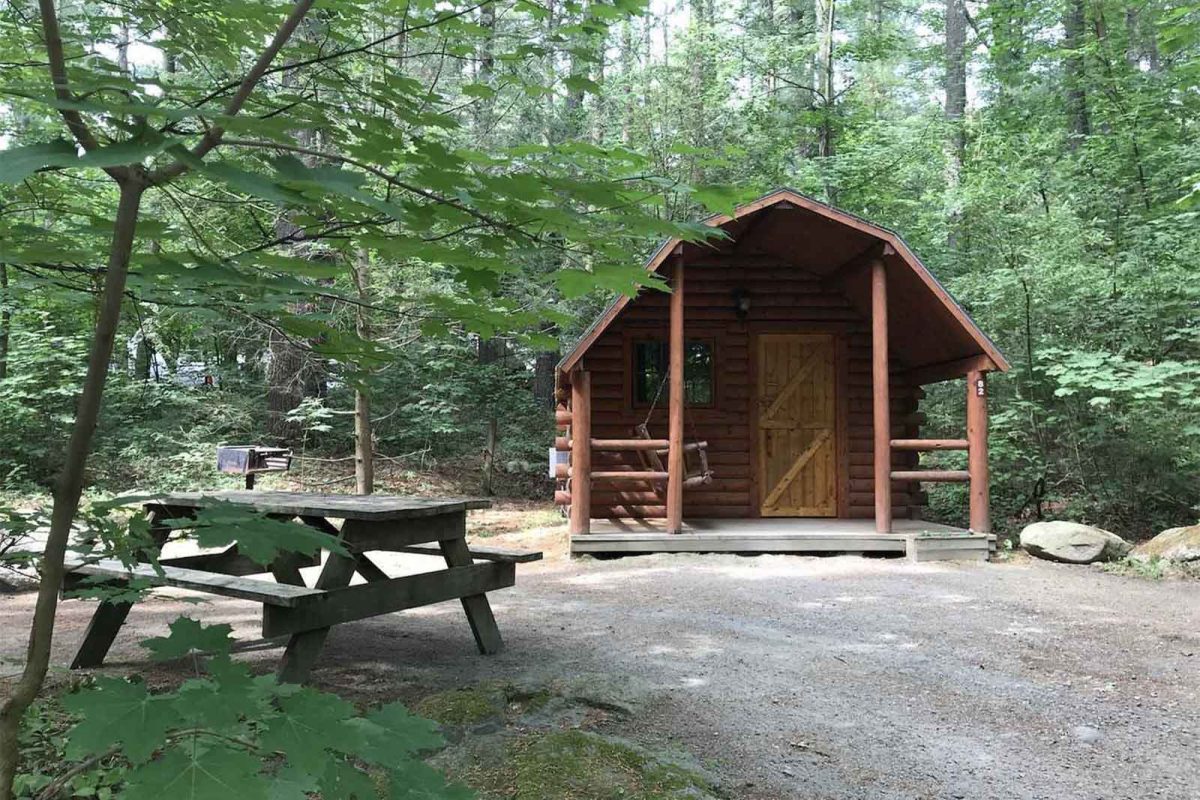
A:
628;335;717;410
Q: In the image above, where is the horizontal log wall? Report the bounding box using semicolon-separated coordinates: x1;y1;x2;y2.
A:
573;259;924;520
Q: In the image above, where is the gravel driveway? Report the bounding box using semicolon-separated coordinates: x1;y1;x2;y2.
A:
3;541;1198;799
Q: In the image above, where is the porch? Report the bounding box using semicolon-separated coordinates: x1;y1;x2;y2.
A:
572;517;994;561
553;190;1009;541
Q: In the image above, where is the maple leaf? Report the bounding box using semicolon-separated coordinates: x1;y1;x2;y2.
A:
141;617;235;660
122;741;270;800
63;677;181;764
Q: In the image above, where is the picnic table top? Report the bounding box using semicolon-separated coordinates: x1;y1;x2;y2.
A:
147;491;491;522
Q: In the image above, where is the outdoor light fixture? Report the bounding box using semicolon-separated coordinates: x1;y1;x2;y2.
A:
733;287;752;320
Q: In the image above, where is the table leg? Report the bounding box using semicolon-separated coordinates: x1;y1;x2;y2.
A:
70;600;133;669
300;515;390;583
354;554;390;582
276;551;359;684
270;553;309;586
69;507;175;670
439;537;503;654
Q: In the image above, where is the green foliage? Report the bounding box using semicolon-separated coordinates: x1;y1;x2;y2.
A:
169;500;348;563
461;729;718;800
24;620;468;799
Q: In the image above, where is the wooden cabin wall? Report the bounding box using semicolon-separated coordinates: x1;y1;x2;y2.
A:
573;260;927;520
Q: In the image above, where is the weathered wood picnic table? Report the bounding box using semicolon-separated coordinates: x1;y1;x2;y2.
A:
64;491;541;682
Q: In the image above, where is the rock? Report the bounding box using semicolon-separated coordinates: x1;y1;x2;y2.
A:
1072;725;1103;745
1020;521;1132;564
1132;524;1200;563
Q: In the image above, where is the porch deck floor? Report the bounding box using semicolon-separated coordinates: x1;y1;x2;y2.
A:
573;518;984;558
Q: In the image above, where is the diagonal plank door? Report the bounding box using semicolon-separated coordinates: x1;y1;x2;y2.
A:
757;334;837;516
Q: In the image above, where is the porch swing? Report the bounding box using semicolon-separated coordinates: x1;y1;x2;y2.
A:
631;365;713;489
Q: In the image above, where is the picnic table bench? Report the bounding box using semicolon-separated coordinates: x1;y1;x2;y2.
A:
64;491;541;683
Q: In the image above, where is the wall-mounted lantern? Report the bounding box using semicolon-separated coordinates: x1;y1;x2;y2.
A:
733;287;752;320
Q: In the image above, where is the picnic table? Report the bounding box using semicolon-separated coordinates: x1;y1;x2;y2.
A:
64;491;541;683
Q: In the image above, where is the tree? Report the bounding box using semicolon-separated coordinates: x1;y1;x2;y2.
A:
0;0;721;791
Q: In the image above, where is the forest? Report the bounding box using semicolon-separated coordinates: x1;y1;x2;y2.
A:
2;0;1198;536
0;0;1199;796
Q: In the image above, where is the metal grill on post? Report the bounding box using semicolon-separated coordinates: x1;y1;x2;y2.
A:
216;445;292;489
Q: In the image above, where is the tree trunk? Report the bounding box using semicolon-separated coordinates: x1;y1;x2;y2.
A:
0;264;10;382
265;322;308;441
1064;0;1090;148
481;418;498;496
533;349;558;410
264;130;325;443
0;180;144;798
945;0;966;250
816;0;837;204
478;337;506;495
475;2;496;134
351;251;374;495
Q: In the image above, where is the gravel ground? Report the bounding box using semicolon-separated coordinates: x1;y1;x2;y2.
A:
2;537;1198;800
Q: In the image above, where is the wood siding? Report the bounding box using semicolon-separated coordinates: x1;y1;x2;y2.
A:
573;260;925;520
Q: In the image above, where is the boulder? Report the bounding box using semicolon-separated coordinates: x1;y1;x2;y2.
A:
1132;524;1200;563
1020;521;1132;564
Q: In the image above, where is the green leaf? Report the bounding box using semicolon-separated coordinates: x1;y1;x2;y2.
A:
123;742;269;800
76;133;177;168
65;575;155;604
562;75;602;95
691;184;743;216
63;678;181;764
319;759;378;800
353;702;445;763
259;689;357;767
171;501;347;564
197;159;308;206
141;617;235;660
383;759;476;799
267;764;319;800
0;140;77;184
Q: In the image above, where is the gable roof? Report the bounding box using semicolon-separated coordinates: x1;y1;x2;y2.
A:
558;188;1009;381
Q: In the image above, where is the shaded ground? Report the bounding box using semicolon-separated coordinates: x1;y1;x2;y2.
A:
3;521;1199;799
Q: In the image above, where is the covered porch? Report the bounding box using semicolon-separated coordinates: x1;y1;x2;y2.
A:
553;189;1009;556
571;518;993;561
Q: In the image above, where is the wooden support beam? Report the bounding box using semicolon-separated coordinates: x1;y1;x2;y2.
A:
263;562;515;638
655;441;707;457
889;438;969;451
556;438;673;452
871;257;891;533
967;369;990;532
903;354;997;386
591;471;669;481
595;438;671;451
666;255;685;534
889;470;971;482
569;370;591;536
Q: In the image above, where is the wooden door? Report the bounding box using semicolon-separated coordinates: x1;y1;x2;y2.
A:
756;334;838;516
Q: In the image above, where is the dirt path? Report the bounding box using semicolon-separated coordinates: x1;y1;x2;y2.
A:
3;535;1198;799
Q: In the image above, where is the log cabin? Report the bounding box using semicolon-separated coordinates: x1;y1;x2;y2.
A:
553;189;1009;559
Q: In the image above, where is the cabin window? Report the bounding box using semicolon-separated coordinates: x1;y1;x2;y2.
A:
632;340;714;407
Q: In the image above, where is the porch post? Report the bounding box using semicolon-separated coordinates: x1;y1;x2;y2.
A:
666;252;685;534
871;258;892;533
966;369;990;533
569;370;591;536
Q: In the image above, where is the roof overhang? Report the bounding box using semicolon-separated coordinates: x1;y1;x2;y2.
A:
558;189;1009;383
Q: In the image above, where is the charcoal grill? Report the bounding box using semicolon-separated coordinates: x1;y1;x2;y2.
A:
216;445;292;489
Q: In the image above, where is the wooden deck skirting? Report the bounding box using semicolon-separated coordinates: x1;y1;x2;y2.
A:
571;519;991;561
